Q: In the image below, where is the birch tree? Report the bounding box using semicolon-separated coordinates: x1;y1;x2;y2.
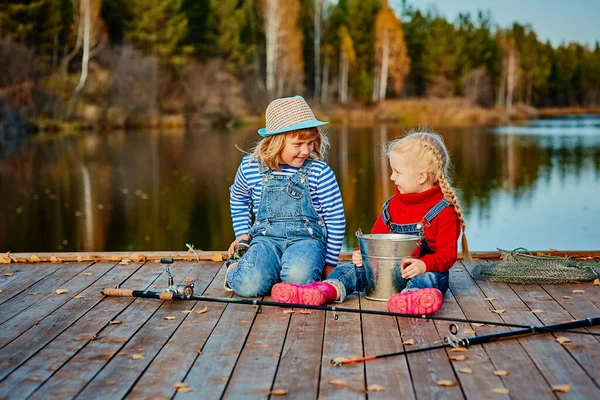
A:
261;0;303;99
372;0;409;102
338;25;355;104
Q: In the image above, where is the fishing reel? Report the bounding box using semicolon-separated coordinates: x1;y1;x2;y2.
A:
161;257;195;295
225;239;250;266
443;323;469;348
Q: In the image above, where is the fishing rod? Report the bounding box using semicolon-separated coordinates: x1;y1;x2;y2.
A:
100;287;600;337
331;316;600;366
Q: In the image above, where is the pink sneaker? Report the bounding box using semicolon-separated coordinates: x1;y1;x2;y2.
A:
387;288;443;315
271;282;338;305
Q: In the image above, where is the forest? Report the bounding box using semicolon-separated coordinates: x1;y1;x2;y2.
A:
1;0;599;129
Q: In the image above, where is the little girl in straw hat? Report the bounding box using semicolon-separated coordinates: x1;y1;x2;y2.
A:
272;130;471;315
226;96;346;297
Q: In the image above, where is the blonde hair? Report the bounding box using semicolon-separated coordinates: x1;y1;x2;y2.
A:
250;128;330;170
386;130;471;261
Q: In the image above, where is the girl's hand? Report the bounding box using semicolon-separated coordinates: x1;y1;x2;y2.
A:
401;258;426;279
228;234;251;256
352;249;363;266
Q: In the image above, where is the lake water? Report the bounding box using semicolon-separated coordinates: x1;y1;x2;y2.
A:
1;115;599;253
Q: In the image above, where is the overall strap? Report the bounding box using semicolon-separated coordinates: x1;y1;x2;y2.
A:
423;199;452;224
289;160;313;185
258;162;270;176
381;195;395;226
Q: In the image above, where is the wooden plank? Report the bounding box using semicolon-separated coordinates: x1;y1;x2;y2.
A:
464;263;600;398
124;263;232;400
361;298;414;399
451;262;554;399
0;262;137;383
398;311;464;399
74;262;217;399
0;262;159;399
26;261;179;399
0;262;92;325
221;296;292;399
543;282;600;336
318;294;366;399
0;262;114;348
269;305;326;398
510;283;600;386
172;285;259;398
434;266;508;399
0;263;60;305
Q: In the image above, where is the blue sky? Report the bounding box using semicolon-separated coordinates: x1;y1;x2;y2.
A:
403;0;600;47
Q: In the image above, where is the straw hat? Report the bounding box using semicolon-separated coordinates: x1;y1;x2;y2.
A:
258;95;328;137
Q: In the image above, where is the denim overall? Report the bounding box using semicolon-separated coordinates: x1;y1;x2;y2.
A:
325;196;451;302
226;160;327;297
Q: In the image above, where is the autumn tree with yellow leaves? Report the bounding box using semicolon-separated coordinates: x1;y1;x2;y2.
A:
338;25;355;105
372;0;409;102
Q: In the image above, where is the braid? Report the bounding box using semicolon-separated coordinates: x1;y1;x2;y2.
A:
418;134;472;262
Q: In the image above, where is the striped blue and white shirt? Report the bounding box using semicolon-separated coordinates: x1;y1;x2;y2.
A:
230;155;346;266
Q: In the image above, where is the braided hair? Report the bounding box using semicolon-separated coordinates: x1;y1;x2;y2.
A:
386;130;471;261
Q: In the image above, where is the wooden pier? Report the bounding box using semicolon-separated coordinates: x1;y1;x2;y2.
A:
0;252;599;399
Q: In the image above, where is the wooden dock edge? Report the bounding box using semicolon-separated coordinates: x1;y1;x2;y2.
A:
3;250;600;264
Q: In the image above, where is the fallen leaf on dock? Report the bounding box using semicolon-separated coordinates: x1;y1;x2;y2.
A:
283;309;295;314
367;384;385;392
299;310;312;314
108;320;122;325
175;384;197;393
29;255;41;263
437;380;458;387
555;337;571;344
491;309;505;314
130;253;146;262
491;388;509;394
572;289;585;294
55;289;68;294
181;310;193;314
402;339;415;345
84;272;93;276
593;279;599;286
0;290;3;293
110;256;122;262
131;354;144;360
562;295;571;299
270;389;288;395
484;297;496;301
184;276;194;282
472;323;485;327
494;370;509;376
4;272;13;276
449;355;465;361
210;252;223;262
552;384;571;393
119;259;131;265
450;347;469;352
195;306;208;314
459;368;473;374
453;269;463;272
531;309;545;313
164;316;176;320
463;329;476;335
28;292;38;296
329;379;348;386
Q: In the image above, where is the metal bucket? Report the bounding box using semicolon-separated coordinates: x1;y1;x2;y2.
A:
356;230;422;301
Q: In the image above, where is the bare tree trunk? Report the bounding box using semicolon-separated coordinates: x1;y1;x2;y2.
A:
378;32;389;102
247;0;265;91
73;0;91;94
321;53;329;105
62;0;82;76
313;0;322;100
265;0;279;99
338;50;344;103
506;44;515;111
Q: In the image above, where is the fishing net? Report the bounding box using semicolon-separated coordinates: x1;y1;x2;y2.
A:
471;248;599;284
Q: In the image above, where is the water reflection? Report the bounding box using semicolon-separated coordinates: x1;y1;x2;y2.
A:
1;115;599;252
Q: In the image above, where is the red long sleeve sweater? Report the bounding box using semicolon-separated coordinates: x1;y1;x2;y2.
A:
370;185;460;273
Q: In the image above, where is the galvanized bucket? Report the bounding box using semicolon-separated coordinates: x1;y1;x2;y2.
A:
356;230;422;301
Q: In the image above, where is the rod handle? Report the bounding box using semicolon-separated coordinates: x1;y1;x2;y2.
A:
102;288;134;297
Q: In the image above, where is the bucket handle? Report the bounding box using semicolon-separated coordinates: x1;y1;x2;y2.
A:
355;228;363;237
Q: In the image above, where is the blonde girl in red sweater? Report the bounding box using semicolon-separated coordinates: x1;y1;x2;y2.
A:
271;130;471;315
